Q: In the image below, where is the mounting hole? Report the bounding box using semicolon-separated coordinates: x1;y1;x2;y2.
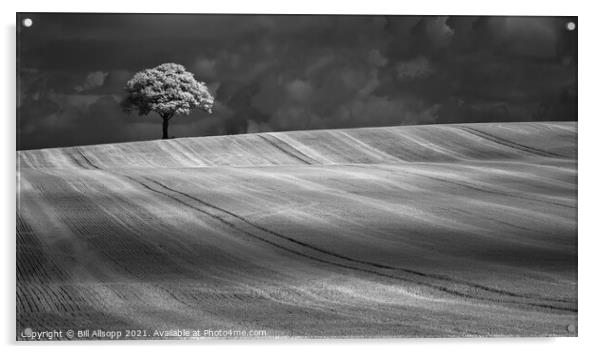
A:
566;21;576;31
22;18;33;28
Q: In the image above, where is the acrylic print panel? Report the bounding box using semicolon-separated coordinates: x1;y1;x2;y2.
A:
16;13;577;340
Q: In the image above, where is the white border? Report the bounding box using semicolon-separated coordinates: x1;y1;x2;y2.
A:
2;1;599;353
2;0;581;15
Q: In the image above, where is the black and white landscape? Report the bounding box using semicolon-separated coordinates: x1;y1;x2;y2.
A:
17;14;577;339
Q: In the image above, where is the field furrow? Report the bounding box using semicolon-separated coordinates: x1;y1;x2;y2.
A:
16;122;577;338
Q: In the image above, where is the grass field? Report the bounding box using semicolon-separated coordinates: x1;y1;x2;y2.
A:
16;122;577;339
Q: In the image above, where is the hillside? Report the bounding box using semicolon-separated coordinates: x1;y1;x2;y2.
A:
18;122;576;169
17;122;577;338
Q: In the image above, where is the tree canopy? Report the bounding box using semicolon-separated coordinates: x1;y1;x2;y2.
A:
122;63;215;139
123;63;214;119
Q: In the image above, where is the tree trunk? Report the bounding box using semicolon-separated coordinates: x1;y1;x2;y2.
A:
162;117;169;139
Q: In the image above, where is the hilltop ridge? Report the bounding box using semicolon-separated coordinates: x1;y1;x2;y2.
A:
18;122;576;170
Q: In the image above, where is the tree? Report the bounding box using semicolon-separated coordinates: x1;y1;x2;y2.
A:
123;63;214;139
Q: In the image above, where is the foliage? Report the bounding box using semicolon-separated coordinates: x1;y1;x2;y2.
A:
123;63;214;120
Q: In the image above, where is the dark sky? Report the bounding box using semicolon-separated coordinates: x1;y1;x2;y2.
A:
17;14;577;150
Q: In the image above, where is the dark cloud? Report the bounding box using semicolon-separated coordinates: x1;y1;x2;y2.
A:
74;71;108;92
17;14;577;150
395;56;435;81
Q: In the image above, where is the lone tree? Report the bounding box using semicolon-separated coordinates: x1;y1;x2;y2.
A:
123;63;214;139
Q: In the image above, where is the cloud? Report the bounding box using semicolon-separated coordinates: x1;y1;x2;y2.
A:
74;71;109;92
193;58;217;80
18;14;577;149
358;69;380;98
497;17;558;58
395;56;434;81
305;51;335;76
102;70;133;92
285;79;313;103
367;49;388;67
424;16;454;48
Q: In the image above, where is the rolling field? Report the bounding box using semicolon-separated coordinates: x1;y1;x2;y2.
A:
16;122;577;338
